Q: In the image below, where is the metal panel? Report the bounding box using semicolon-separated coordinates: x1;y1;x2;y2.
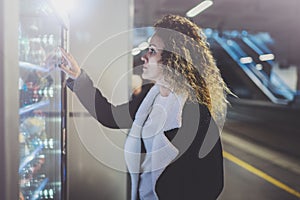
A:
67;0;134;199
0;0;20;199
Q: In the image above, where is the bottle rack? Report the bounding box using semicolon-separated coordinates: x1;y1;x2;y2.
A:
18;0;66;199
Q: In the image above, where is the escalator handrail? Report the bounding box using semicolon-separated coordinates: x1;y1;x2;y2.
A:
248;35;272;54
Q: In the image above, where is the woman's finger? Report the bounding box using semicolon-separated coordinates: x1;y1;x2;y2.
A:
60;48;73;63
59;64;71;74
60;49;70;61
58;48;81;79
59;64;78;78
60;48;79;68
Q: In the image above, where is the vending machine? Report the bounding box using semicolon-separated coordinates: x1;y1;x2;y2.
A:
18;0;68;199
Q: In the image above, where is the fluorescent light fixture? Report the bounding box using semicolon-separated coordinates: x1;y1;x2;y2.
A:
259;54;275;61
186;0;213;18
240;57;253;64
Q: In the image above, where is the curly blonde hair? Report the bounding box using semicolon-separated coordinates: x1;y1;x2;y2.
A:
154;14;231;128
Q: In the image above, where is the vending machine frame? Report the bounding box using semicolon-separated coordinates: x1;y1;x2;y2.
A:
0;0;69;199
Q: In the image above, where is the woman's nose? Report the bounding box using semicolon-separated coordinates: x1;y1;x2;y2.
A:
141;53;148;63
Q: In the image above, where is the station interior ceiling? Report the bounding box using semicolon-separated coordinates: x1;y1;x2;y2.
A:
134;0;300;66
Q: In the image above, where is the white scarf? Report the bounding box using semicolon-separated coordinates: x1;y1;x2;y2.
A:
124;84;187;200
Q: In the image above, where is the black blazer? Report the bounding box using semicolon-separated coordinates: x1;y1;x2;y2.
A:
67;70;224;200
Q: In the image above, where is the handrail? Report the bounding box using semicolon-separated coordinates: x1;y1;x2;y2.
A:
247;35;272;54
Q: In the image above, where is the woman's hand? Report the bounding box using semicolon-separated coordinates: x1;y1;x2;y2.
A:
59;47;81;79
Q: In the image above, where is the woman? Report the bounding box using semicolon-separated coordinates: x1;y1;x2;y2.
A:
60;14;231;200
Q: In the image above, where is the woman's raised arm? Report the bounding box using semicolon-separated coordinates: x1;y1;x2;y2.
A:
59;48;147;129
66;70;147;129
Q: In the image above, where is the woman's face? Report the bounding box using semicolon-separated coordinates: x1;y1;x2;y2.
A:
141;35;165;82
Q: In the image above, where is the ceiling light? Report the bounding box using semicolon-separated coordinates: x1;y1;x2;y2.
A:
240;57;253;64
259;54;275;61
186;0;213;18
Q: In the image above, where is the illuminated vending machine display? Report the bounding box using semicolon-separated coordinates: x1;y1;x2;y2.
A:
18;0;68;199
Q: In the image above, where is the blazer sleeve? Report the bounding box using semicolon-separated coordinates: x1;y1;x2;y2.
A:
66;70;147;129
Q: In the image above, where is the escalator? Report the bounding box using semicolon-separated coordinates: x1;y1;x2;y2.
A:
205;30;300;126
241;35;296;100
232;37;272;77
210;31;294;105
207;37;267;100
